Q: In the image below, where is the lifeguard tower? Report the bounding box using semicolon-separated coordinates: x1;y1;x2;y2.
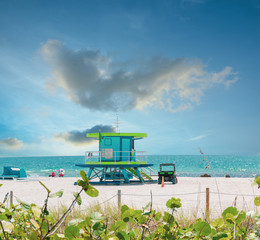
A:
76;132;154;184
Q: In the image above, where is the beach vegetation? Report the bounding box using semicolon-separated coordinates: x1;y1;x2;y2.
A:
0;173;259;239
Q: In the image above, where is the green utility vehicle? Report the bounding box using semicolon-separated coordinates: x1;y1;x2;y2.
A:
158;163;177;184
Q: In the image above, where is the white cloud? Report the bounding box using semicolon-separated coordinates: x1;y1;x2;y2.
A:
41;40;238;112
0;137;23;150
188;134;209;142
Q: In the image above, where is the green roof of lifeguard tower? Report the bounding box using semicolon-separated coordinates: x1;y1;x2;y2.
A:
87;133;147;138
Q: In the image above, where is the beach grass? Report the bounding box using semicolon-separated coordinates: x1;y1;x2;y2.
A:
49;200;259;235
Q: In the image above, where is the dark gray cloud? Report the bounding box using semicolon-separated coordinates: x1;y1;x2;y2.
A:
0;137;23;150
55;124;115;146
42;40;238;112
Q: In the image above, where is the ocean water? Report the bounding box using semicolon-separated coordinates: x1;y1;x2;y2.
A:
0;155;259;178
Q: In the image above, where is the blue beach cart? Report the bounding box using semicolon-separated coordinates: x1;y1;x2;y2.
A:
0;166;27;180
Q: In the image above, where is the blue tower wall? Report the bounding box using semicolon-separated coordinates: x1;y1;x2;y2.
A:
99;136;134;162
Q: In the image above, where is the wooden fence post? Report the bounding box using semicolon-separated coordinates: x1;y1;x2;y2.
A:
150;190;153;210
10;191;13;207
206;188;210;219
118;190;121;209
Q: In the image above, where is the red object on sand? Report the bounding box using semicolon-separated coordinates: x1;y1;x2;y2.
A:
50;172;56;177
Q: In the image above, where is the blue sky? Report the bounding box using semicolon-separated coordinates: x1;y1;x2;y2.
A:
0;0;259;156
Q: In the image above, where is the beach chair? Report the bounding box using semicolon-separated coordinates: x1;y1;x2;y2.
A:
0;166;27;180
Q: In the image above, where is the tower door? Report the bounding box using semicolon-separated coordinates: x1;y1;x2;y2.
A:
121;137;131;162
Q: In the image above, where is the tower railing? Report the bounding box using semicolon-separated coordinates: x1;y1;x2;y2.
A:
85;150;147;164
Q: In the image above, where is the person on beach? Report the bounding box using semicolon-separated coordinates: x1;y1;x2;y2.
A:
49;171;56;177
57;168;65;177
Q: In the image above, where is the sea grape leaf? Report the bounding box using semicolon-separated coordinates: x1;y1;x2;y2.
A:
236;211;246;224
154;212;162;221
39;181;51;193
0;214;8;221
143;206;151;215
93;222;102;230
78;218;92;229
111;221;125;232
121;204;129;214
41;221;49;236
30;219;40;229
73;192;82;205
115;220;127;230
32;206;41;219
93;223;105;236
222;207;238;219
90;212;104;223
132;210;142;218
212;232;228;240
15;197;31;210
163;211;175;225
85;185;99;197
77;179;89;191
80;170;88;182
29;231;38;240
49;189;64;198
45;213;55;223
194;221;211;236
225;213;235;223
68;218;84;226
166;197;181;209
21;202;32;211
122;209;135;223
65;225;80;239
128;229;137;239
254;196;260;206
143;202;151;211
139;216;147;224
122;213;130;222
2;221;14;233
212;218;224;228
116;230;130;240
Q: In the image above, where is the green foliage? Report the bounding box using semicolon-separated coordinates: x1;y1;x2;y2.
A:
73;192;82;206
65;225;80;239
254;196;260;206
194;221;211;237
0;174;259;239
0;170;98;239
254;175;260;188
39;181;51;193
166;197;181;209
49;190;64;198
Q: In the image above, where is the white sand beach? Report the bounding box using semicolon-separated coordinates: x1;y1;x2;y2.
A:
0;177;259;217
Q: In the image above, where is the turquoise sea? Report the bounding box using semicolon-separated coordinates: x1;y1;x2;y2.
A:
0;155;259;178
